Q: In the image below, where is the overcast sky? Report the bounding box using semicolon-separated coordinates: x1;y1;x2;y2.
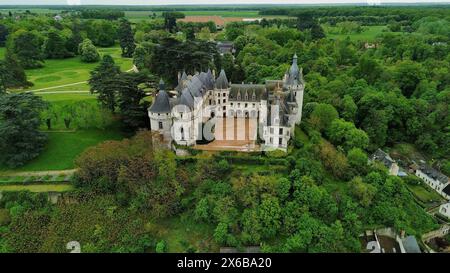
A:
3;0;450;6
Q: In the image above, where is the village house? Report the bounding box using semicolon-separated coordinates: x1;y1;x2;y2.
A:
369;149;399;176
415;164;450;200
439;203;450;220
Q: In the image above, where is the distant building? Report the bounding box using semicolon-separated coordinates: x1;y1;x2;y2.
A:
415;164;450;200
361;228;421;253
54;15;63;21
216;41;235;56
369;149;399;176
439;203;450;219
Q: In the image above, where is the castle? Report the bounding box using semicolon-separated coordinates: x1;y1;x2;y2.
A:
148;54;305;151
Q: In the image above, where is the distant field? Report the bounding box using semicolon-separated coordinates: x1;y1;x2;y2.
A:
125;10;288;22
0;8;60;14
4;128;124;172
325;25;388;42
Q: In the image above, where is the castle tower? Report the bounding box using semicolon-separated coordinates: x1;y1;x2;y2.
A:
284;54;305;124
148;79;173;140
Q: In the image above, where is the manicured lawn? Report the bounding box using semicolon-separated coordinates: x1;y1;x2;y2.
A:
152;215;219;253
37;92;95;102
5;129;124;172
19;46;132;92
407;184;444;204
0;184;73;192
325;25;388;42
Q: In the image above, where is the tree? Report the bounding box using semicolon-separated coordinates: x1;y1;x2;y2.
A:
340;95;357;122
328;119;369;152
118;19;136;58
79;39;100;63
162;12;185;33
347;148;368;175
0;93;48;167
394;60;426;98
8;30;44;68
309;103;339;133
89;55;121;112
43;30;70;59
257;195;282;239
0;24;8;46
0;53;31;89
65;23;84;55
116;72;156;131
87;20;116;47
311;23;326;40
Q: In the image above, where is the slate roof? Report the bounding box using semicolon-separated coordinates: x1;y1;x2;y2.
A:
179;88;195;109
149;89;171;113
418;164;449;185
215;69;229;89
370;149;396;169
229;84;266;102
285;54;304;86
401;236;421;253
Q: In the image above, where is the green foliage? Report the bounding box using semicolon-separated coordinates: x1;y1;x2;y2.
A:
43;30;71;59
118;19;136;58
79;39;100;63
155;240;166;253
327;119;369;152
309;103;339;133
8;29;44;68
0;93;48;167
89;55;121;112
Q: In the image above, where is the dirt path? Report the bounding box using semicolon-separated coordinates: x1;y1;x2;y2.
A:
28;81;88;92
34;90;90;94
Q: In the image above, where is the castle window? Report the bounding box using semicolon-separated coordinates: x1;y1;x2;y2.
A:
253;103;255;107
158;122;163;129
269;137;273;144
245;103;248;108
231;103;233;106
209;99;212;105
270;128;274;134
279;128;283;135
223;106;226;110
223;93;226;97
238;103;241;107
223;99;226;103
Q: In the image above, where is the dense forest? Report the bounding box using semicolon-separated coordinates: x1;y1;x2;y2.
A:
0;5;449;252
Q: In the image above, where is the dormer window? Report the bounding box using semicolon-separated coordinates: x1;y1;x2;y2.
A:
237;92;241;100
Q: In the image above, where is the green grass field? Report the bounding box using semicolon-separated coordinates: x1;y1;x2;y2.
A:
153;215;219;252
0;184;73;192
325;25;388;42
3;129;124;172
407;184;444;203
11;46;133;92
